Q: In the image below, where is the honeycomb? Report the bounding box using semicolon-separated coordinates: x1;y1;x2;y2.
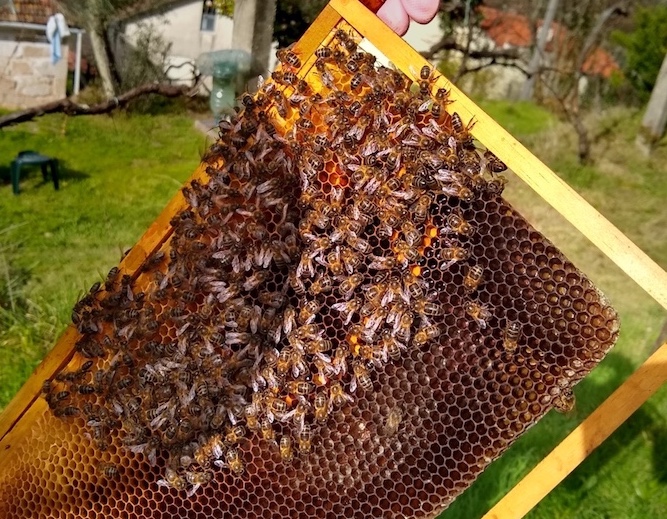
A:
0;24;619;519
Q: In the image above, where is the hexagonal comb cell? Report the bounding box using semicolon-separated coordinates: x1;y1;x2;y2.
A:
0;22;618;519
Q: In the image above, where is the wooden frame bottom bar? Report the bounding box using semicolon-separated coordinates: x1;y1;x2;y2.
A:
483;340;667;518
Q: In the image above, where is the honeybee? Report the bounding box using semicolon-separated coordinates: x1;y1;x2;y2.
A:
286;381;313;397
105;266;120;291
351;362;373;392
413;324;441;347
463;265;484;293
440;246;470;270
98;462;119;478
383;407;403;436
315;46;332;60
367;254;397;270
445;211;474;236
464;301;492;329
279;436;294;462
553;387;576;414
485;175;508;195
323;248;345;276
298;298;322;325
381;329;406;361
410;194;432;224
402;272;424;301
401;221;422;246
315;59;335;89
226;448;245;475
266;396;288;421
503;321;522;353
289;269;307;296
314;392;330;422
340;247;362;274
298;424;313;453
331;297;362;326
339;273;364;299
185;471;212;496
281;305;297;337
394;310;414;342
431;87;450;119
346;235;372;254
418;64;438;93
413;298;443;316
445;182;475;203
329;381;354;407
260;418;276;442
158;468;187;491
225;425;246;445
484;149;507;173
309;273;333;295
394;240;420;263
276;347;292;376
451;112;475;145
277;46;301;69
54;405;80;418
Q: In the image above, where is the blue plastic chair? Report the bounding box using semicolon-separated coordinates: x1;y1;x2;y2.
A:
10;151;59;195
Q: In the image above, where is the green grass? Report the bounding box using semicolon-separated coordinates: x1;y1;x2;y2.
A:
0;112;203;405
478;99;556;137
1;104;666;518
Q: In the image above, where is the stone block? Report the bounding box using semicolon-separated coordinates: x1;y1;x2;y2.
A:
20;79;53;97
0;39;19;57
21;44;49;58
10;60;32;75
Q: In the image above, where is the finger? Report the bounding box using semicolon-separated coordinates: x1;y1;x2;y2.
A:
400;0;440;24
377;0;411;36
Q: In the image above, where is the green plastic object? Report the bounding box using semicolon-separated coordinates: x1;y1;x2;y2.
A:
196;50;252;118
10;150;59;195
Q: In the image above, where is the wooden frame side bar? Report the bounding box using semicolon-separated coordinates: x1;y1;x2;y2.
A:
329;0;667;313
483;340;667;519
0;165;209;442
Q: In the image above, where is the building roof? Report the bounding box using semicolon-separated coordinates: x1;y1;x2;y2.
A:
478;5;620;78
0;0;59;24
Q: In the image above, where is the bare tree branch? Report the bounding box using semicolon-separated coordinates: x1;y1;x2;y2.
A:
458;58;530;78
0;82;201;129
420;37;521;61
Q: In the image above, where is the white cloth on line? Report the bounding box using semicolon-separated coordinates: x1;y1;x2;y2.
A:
46;13;70;65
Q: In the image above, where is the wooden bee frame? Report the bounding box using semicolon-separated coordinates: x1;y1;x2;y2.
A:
1;0;666;517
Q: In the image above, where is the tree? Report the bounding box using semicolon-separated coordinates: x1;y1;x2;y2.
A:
535;1;629;163
612;5;667;102
57;0;138;97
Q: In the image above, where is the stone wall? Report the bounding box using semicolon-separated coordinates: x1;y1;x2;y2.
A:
0;28;68;109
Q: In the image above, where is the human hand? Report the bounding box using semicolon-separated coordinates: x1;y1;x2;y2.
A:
361;0;440;36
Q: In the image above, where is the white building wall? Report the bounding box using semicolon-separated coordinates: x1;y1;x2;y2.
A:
123;2;233;65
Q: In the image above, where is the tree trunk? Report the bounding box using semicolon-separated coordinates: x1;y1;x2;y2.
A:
521;0;560;101
637;51;667;156
572;112;591;164
87;11;116;97
232;0;277;79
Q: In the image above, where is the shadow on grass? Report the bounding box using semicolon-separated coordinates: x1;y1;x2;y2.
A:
0;159;89;192
557;352;664;495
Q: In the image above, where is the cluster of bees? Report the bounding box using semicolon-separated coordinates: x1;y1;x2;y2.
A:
42;30;562;495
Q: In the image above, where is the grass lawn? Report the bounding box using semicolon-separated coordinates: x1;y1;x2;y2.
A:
0;103;665;518
0;111;204;405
